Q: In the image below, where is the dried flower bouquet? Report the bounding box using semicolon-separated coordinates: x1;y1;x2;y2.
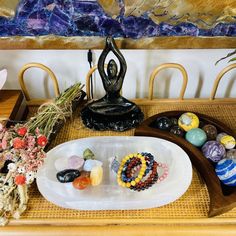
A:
0;82;84;225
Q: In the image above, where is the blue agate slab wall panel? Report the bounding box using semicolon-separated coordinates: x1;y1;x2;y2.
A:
0;0;235;49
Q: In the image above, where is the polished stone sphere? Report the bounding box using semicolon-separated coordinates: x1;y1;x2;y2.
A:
215;159;236;186
170;118;178;126
202;141;226;162
226;149;236;160
154;117;172;131
202;124;217;140
170;126;185;137
178;112;199;132
185;128;207;147
220;135;236;149
216;132;227;142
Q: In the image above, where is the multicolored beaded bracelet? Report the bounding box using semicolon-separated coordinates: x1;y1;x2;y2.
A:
123;152;154;182
125;154;153;179
141;152;154;176
118;153;157;190
117;153;147;188
129;159;159;191
114;152;169;191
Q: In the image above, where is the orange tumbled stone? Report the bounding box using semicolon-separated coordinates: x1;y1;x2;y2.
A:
73;176;91;190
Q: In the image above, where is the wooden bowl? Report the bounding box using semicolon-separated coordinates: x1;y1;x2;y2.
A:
135;111;236;217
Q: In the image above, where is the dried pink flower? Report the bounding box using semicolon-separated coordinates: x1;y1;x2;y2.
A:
26;135;36;149
0;124;46;184
0;123;3;131
2;137;8;149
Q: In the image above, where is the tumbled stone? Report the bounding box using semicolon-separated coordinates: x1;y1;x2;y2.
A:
54;157;68;172
68;156;84;169
83;160;103;172
73;176;91;190
56;169;81;183
90;165;103;186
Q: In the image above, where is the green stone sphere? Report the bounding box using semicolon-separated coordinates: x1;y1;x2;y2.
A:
185;128;207;147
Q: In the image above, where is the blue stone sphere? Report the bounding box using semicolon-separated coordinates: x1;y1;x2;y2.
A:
215;159;236;186
185;128;207;147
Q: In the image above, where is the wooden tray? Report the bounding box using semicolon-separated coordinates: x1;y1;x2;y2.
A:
135;110;236;217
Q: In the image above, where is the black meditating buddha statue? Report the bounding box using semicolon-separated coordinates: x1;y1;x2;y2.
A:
81;37;144;131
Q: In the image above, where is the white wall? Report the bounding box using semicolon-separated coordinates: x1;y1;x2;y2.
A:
1;49;236;100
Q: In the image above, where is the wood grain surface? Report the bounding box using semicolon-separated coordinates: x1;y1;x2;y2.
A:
0;90;26;121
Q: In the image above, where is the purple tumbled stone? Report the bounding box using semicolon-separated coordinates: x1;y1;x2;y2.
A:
202;141;226;162
68;155;84;169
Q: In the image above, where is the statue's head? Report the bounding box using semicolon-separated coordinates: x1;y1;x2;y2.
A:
107;59;117;78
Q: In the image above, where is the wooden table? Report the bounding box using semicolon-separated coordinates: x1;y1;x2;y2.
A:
1;100;236;236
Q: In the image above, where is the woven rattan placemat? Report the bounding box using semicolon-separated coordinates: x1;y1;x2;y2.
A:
22;102;236;220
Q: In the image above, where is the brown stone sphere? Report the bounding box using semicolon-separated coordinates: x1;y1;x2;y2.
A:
202;124;217;140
